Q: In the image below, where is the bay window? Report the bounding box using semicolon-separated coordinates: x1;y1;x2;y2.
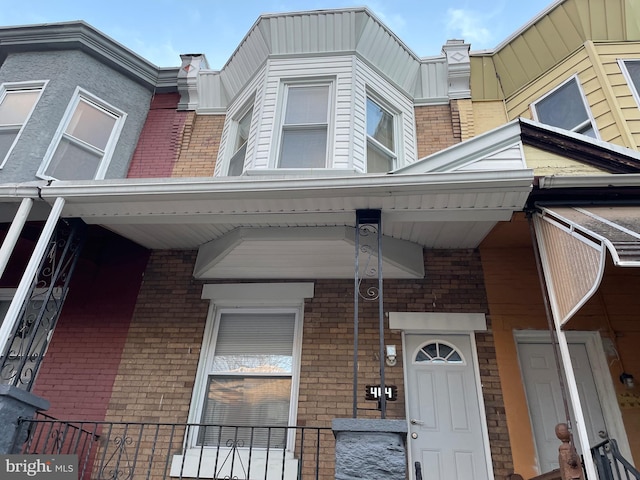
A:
227;107;253;176
0;82;45;167
366;96;396;172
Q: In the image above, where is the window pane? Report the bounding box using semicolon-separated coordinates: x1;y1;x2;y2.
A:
535;80;589;131
236;109;252;151
228;143;247;176
0;90;40;125
625;61;640;92
367;98;394;151
212;312;295;373
66;100;116;150
199;376;291;447
367;142;393;173
280;128;327;168
285;86;328;124
45;138;101;180
0;130;18;160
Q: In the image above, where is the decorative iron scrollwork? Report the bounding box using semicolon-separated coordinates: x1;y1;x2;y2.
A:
0;219;86;391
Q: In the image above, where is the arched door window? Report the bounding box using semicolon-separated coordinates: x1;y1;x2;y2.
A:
414;340;465;365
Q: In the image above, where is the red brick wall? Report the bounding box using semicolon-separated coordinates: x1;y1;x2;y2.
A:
127;93;190;178
33;229;149;421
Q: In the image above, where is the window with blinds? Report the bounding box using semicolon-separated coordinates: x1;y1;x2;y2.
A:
198;311;296;448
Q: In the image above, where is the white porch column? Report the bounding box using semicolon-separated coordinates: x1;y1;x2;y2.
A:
0;198;34;279
0;197;65;359
554;327;598;479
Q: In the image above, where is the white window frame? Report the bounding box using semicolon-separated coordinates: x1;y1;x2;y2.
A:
365;92;398;173
274;79;334;169
531;75;599;139
226;102;254;176
174;283;313;478
37;87;126;180
189;284;312;445
0;80;47;169
618;59;640;110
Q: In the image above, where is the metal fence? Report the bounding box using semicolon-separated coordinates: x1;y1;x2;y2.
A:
14;414;335;480
591;438;640;480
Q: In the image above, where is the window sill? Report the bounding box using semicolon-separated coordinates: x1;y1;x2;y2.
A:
243;168;360;178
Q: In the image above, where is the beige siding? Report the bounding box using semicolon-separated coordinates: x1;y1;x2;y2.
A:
470;0;637;100
522;145;609;176
596;42;640;148
504;47;631;147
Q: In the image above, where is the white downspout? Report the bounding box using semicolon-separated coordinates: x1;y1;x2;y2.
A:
0;198;34;279
0;197;65;360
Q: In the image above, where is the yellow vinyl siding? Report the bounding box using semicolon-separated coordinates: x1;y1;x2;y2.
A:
505;48;592;120
596;42;640;148
522;145;609;176
470;0;637;101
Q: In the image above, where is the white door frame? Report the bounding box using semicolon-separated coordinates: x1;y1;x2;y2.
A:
514;330;633;463
390;312;494;480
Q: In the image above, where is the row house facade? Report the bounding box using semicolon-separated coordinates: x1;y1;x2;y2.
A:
0;1;639;479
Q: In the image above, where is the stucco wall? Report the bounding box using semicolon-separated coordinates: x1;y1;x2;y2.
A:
0;50;152;182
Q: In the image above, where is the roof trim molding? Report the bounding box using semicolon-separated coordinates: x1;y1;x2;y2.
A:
0;22;170;91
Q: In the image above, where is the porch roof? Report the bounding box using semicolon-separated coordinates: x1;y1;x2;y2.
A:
0;169;533;279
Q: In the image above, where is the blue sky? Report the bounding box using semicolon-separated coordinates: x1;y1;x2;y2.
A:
0;0;555;68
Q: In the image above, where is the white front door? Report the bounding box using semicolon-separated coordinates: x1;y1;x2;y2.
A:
405;334;490;480
518;341;607;473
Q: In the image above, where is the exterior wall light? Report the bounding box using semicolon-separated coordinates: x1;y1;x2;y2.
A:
620;372;635;389
386;345;397;366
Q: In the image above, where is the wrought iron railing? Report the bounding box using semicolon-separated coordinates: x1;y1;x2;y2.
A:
0;219;86;391
591;438;640;480
13;414;334;480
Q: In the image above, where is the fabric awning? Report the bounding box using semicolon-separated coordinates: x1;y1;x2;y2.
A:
533;205;640;326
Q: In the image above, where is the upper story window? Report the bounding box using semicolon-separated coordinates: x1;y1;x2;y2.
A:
227;106;253;176
38;87;126;180
0;82;45;168
619;59;640;109
531;76;597;138
278;82;331;168
366;96;396;172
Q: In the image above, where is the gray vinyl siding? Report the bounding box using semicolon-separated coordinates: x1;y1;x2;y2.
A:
0;50;151;182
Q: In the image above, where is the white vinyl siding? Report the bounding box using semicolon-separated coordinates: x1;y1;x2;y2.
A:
217;54;417;173
0;82;46;168
38;87;126;180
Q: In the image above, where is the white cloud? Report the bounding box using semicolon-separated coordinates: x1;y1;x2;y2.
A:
445;8;493;45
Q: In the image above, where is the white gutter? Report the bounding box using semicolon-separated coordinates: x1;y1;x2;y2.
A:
33;169;533;202
538;174;640;189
